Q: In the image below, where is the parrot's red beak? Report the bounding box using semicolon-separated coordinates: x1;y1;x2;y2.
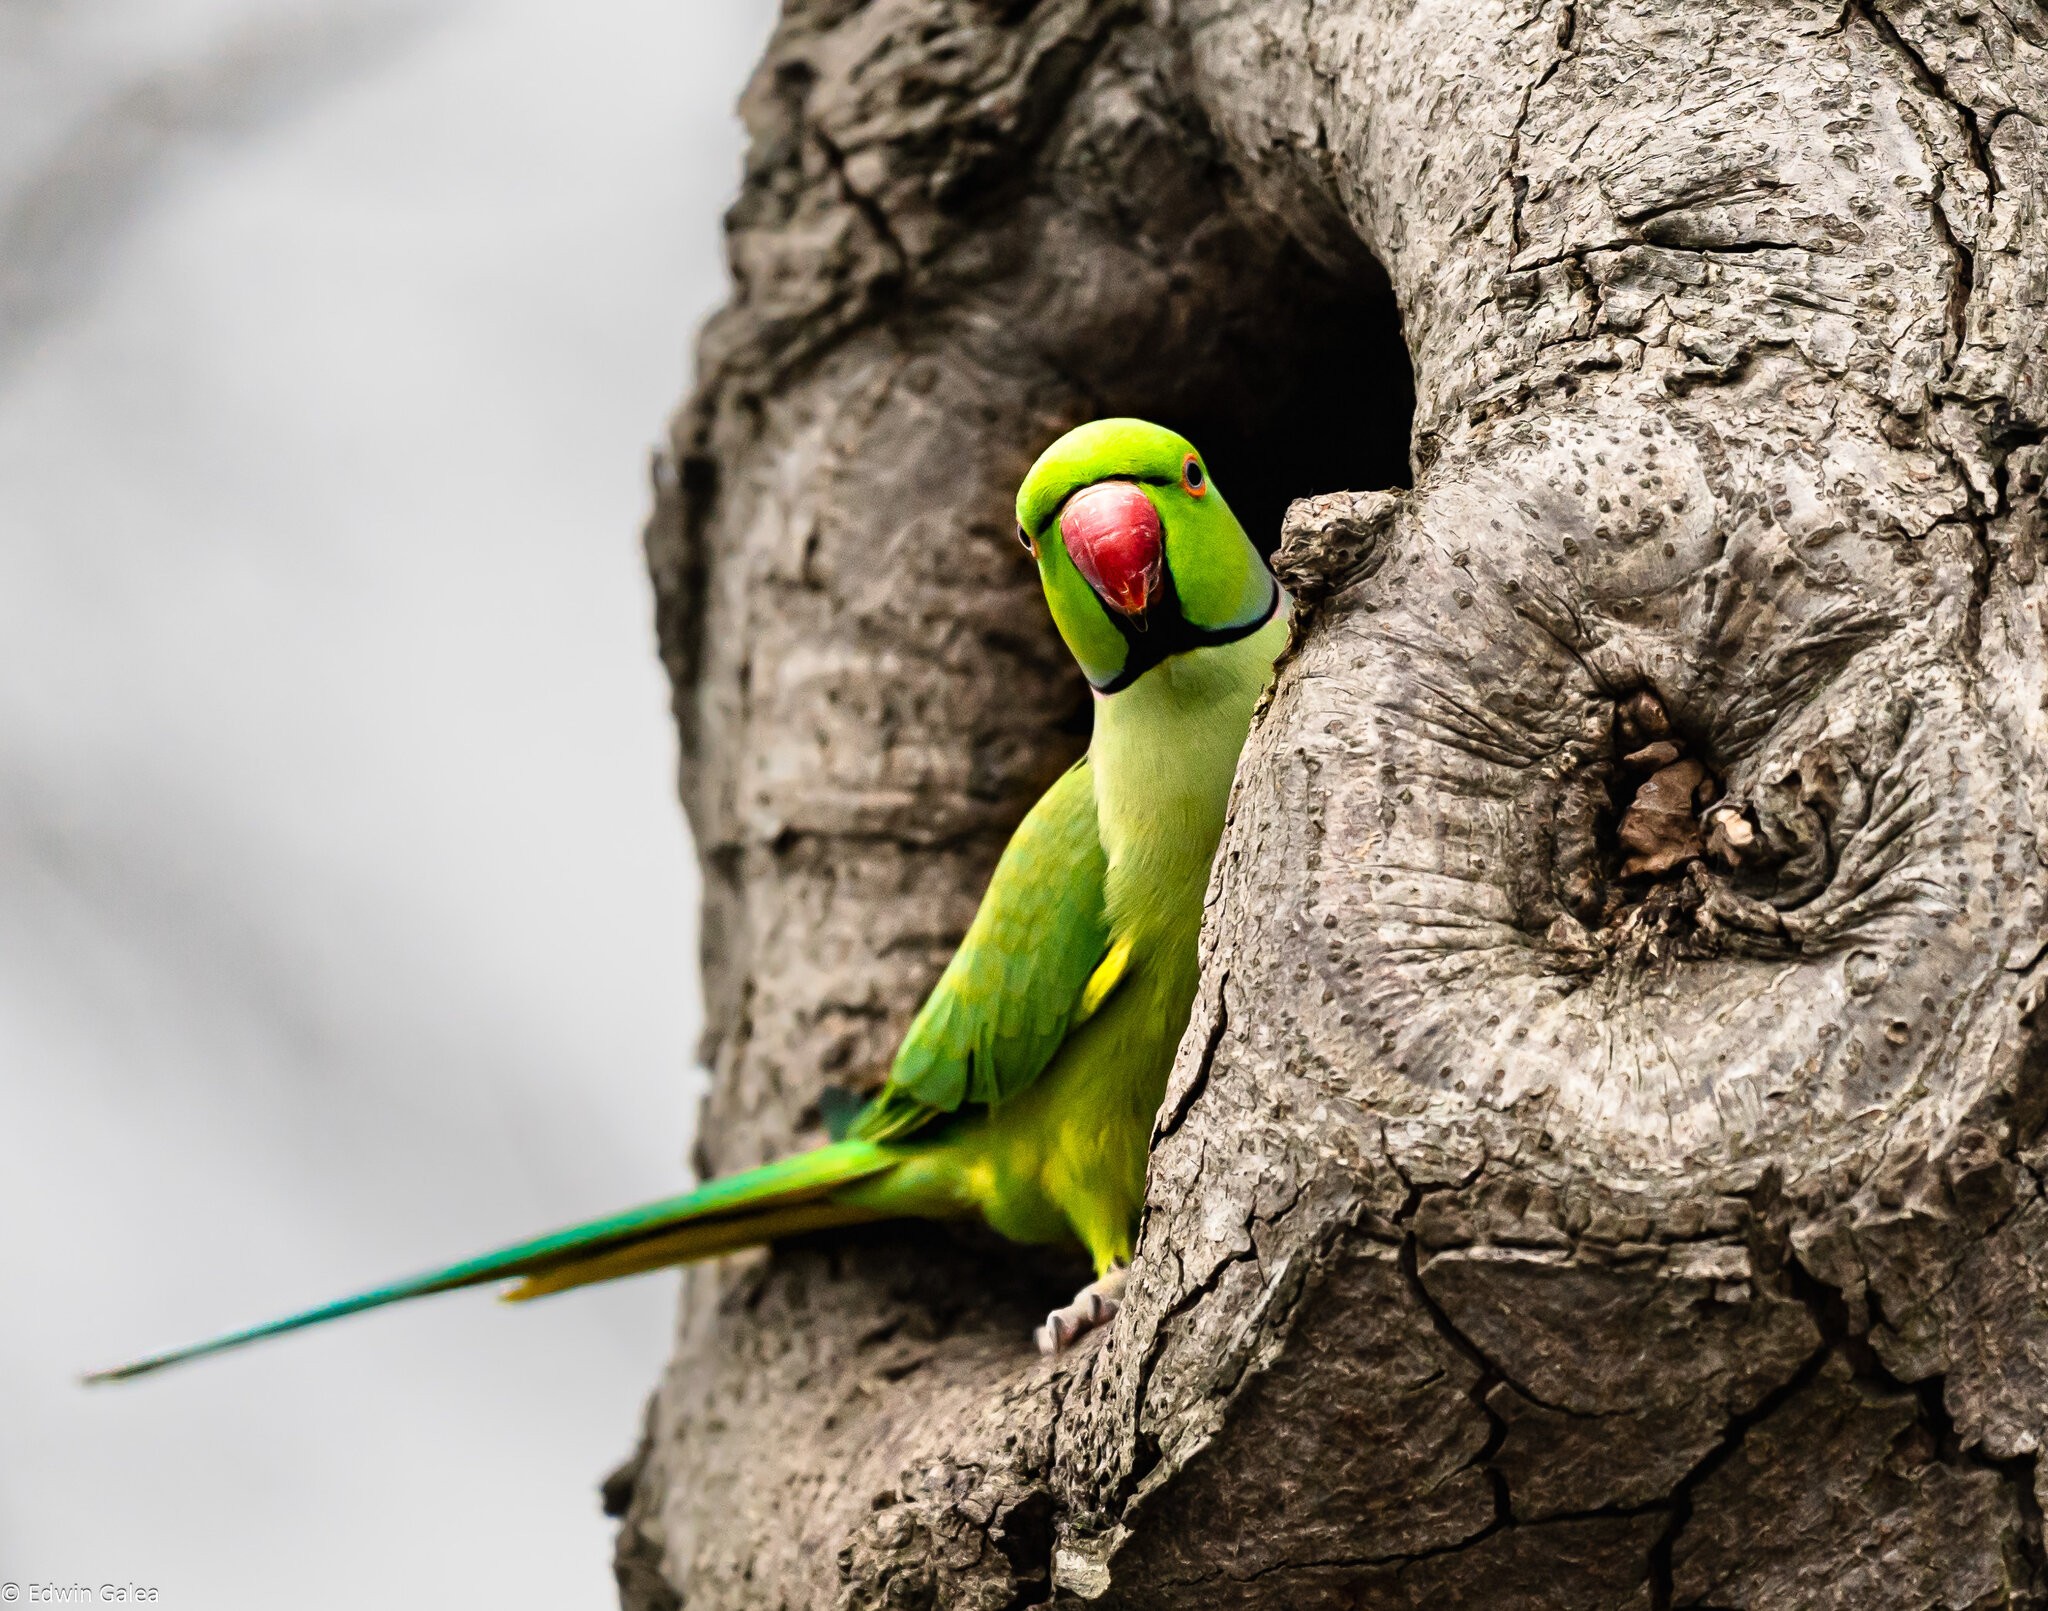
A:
1059;481;1163;617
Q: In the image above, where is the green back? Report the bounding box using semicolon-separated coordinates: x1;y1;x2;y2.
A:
854;758;1110;1141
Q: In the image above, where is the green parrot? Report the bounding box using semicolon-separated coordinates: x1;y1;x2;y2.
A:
88;417;1289;1381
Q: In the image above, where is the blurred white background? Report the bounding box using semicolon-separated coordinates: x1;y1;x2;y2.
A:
0;0;773;1603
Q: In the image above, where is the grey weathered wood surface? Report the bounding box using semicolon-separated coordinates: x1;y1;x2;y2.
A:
610;2;2048;1605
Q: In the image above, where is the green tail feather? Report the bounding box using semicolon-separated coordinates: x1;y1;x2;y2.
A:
85;1139;896;1383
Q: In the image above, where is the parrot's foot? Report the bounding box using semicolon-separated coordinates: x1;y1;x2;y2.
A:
1035;1265;1128;1355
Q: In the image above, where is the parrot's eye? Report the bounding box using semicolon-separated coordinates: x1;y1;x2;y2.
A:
1182;456;1206;496
1016;521;1036;555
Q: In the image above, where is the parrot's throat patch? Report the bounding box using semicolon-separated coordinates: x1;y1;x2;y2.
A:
1086;566;1281;695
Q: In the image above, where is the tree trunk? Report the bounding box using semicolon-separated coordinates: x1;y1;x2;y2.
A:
610;1;2048;1605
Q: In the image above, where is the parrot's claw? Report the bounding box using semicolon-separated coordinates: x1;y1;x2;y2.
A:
1035;1265;1128;1355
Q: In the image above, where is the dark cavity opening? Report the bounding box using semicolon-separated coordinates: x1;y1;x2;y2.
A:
1094;244;1415;557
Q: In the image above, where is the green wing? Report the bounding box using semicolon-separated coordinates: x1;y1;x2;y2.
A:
854;757;1114;1143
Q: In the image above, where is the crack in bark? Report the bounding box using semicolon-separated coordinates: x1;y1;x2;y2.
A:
1641;1341;1830;1611
1393;1229;1518;1528
819;123;909;298
757;821;1022;857
1851;1;1983;371
1862;2;1999;199
1116;1168;1315;1514
1357;1167;2048;1606
1154;973;1228;1143
1505;0;1580;259
1783;1242;2048;1593
1513;239;1814;278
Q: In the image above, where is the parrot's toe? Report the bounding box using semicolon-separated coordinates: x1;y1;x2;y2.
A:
1034;1265;1128;1355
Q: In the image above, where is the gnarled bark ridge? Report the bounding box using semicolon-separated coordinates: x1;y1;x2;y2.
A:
614;2;2048;1605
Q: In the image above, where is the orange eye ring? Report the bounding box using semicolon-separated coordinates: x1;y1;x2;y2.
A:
1016;521;1036;555
1182;455;1207;496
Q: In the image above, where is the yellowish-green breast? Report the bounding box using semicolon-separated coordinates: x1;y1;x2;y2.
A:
858;610;1290;1269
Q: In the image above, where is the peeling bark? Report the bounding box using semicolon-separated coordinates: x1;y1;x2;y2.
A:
618;0;2048;1605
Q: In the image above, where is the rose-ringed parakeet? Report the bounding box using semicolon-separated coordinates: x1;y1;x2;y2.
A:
89;417;1289;1380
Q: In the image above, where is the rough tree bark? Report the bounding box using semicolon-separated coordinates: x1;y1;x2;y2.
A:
609;1;2048;1605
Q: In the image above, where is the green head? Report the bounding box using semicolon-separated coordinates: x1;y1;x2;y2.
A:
1014;419;1279;694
